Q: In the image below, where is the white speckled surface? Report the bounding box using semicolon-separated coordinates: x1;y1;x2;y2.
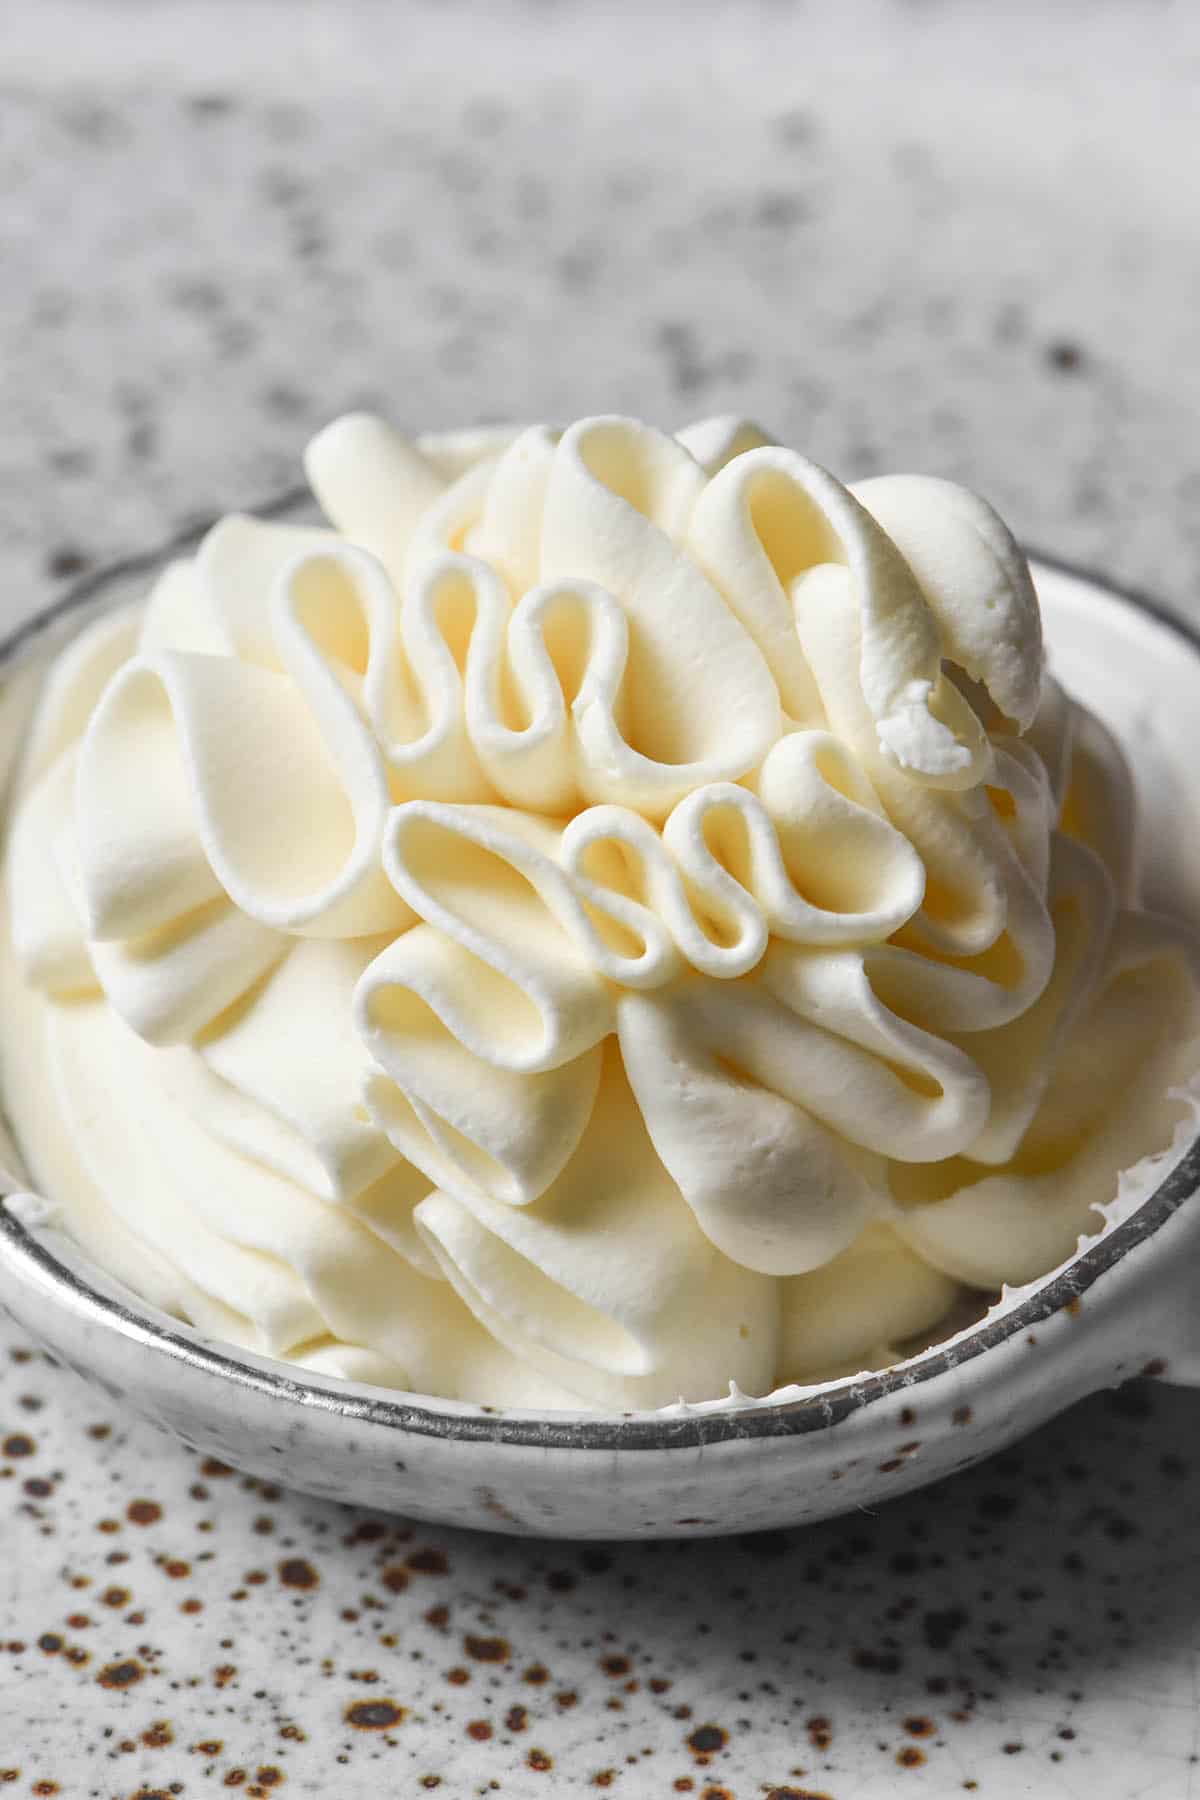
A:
3;2;1200;1792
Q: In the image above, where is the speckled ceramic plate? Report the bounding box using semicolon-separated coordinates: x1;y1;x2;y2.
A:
1;534;1199;1539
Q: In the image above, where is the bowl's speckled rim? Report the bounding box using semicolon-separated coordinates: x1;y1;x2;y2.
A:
2;506;1198;1452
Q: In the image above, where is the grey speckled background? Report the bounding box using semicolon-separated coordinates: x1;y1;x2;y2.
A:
3;2;1200;1794
3;0;1200;616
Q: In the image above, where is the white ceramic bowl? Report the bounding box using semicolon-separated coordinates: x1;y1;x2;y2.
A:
1;523;1198;1539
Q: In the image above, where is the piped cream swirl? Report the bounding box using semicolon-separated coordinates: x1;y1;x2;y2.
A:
2;411;1196;1408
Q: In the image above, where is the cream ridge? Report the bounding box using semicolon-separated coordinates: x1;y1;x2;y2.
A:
2;411;1197;1409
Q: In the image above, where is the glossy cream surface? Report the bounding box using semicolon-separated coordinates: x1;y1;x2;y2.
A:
2;411;1197;1409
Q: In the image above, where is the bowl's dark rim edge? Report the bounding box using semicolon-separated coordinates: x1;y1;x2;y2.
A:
0;516;1197;1452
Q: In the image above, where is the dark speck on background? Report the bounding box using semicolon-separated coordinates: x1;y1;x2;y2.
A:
185;92;236;117
96;1657;144;1689
43;548;92;582
345;1698;406;1730
407;1547;451;1576
1045;339;1088;374
277;1558;318;1590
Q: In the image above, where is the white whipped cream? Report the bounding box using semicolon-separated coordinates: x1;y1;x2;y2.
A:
2;411;1197;1410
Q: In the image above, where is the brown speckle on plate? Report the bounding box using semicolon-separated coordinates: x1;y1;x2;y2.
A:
96;1657;144;1689
277;1558;318;1590
686;1724;729;1755
344;1698;406;1730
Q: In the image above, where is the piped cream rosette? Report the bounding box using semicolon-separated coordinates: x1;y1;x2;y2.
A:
3;412;1197;1409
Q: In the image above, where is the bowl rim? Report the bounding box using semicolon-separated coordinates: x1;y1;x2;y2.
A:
2;513;1198;1452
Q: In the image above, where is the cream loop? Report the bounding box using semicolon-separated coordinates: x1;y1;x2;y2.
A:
541;416;783;813
689;445;988;782
851;472;1044;730
617;983;883;1276
378;802;614;1072
77;631;406;940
